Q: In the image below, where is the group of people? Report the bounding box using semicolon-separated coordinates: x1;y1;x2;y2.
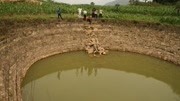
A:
57;7;103;24
78;8;103;20
78;8;103;24
91;8;103;18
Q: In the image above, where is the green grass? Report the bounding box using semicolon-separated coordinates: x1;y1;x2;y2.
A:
0;2;180;25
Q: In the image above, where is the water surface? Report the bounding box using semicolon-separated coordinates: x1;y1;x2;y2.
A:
22;51;180;101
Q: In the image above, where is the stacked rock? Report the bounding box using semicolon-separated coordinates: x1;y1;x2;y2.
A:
85;38;107;55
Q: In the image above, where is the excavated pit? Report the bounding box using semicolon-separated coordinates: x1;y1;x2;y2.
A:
0;21;180;101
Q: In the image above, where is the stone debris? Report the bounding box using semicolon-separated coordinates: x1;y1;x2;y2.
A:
85;37;107;55
83;26;108;56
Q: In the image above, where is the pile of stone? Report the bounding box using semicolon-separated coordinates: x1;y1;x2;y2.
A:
85;38;107;55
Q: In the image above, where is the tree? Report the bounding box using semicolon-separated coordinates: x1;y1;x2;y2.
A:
129;0;139;5
90;2;95;6
176;1;180;15
115;4;120;9
129;0;134;4
153;0;179;4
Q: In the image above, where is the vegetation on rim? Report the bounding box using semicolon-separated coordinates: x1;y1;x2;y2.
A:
0;1;180;25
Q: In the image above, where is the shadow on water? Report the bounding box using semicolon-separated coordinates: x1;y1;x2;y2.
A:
22;51;180;96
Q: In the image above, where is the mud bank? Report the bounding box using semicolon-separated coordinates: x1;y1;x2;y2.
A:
0;21;180;101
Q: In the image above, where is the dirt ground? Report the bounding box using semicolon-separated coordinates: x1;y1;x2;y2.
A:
0;20;180;101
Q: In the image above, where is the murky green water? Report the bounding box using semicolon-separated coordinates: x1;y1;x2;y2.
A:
22;51;180;101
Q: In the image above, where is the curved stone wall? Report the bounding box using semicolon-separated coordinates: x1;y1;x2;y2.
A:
0;22;180;101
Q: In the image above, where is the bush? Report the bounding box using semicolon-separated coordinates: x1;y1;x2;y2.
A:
160;16;180;24
176;1;180;14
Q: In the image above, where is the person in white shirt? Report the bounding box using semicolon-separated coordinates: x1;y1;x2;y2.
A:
99;9;103;18
83;10;87;20
94;10;98;18
78;8;82;18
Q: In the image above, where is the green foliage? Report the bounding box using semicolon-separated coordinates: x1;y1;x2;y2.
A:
160;16;180;24
176;1;180;9
0;2;179;25
153;0;179;5
175;1;180;15
115;4;120;9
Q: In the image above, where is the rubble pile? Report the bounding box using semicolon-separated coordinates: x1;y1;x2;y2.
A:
84;30;107;55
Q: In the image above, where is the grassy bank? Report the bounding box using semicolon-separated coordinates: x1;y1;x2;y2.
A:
0;2;180;25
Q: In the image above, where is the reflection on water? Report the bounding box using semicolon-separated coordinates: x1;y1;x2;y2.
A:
76;66;98;77
22;51;180;101
57;67;98;80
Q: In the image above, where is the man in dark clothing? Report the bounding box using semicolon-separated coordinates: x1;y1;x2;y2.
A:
92;8;96;18
57;7;63;20
87;16;92;24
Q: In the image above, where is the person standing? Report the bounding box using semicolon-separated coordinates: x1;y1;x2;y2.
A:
87;16;92;24
78;8;82;18
99;9;103;18
94;10;98;18
83;10;87;20
92;8;96;18
57;7;63;20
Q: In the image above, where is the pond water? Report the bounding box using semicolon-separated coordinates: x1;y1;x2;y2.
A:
22;51;180;101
